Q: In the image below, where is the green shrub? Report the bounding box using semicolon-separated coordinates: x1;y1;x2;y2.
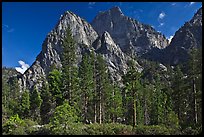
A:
49;101;80;134
31;124;52;135
2;114;26;135
23;119;39;134
182;127;200;135
166;111;179;129
83;123;133;135
134;125;171;135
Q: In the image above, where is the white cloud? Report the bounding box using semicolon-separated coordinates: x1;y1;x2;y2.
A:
15;60;30;74
7;28;15;33
157;12;166;27
88;2;96;9
190;2;195;6
171;3;176;6
2;24;9;28
88;2;95;5
159;12;166;19
2;24;14;33
167;35;174;43
158;22;165;27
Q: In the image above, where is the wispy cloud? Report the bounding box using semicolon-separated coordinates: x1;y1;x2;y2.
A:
88;2;96;9
158;23;165;27
190;2;195;6
132;9;143;20
158;12;166;19
7;28;15;33
185;2;196;8
2;24;15;33
88;2;95;5
15;60;30;74
158;12;166;27
171;3;176;6
2;24;9;28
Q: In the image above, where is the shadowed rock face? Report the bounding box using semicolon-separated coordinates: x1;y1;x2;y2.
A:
163;7;202;65
142;7;202;65
91;6;169;56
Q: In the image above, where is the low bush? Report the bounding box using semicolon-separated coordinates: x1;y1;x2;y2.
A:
83;123;133;135
134;125;171;135
2;114;27;135
182;126;200;135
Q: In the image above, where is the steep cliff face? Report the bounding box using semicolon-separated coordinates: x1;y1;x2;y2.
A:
142;7;202;65
18;9;141;91
164;7;202;65
18;11;99;91
93;31;142;85
91;7;169;56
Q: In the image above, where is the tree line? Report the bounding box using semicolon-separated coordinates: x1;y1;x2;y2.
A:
2;28;202;134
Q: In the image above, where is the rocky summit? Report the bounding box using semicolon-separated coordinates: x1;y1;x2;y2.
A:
92;6;169;56
142;7;202;65
163;7;202;65
17;6;202;92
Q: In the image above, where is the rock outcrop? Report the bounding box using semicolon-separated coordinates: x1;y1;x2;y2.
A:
18;11;99;91
164;7;202;65
91;6;169;56
143;7;202;65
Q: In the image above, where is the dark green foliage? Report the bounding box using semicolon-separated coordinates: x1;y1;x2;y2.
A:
61;28;80;106
2;114;40;135
8;77;21;116
40;80;54;124
49;100;80;134
48;69;63;106
19;90;30;118
134;125;174;135
79;53;95;122
30;86;42;121
2;114;26;135
95;54;113;123
83;123;133;135
1;31;202;135
105;84;123;123
122;60;142;127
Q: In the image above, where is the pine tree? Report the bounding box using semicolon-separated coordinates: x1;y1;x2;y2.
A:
187;47;202;126
2;78;10;122
95;54;111;124
61;27;80;106
40;80;55;124
30;86;42;121
7;77;21;116
19;90;30;118
48;69;63;106
122;60;142;127
79;53;94;123
171;65;188;126
89;51;98;123
106;84;123;123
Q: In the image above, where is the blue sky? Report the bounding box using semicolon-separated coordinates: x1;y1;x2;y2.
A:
2;2;202;71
